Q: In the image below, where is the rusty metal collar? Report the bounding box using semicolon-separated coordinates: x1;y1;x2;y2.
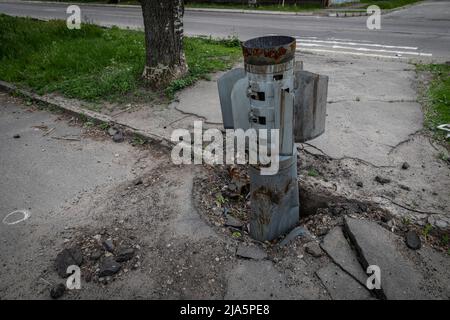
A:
242;35;296;66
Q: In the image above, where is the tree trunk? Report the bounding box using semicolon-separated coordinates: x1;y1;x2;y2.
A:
140;0;188;88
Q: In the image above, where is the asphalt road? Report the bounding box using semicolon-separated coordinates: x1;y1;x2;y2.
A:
0;0;449;59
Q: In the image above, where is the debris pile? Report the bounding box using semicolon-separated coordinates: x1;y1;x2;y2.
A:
51;227;141;298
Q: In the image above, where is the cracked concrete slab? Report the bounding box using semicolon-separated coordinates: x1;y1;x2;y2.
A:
308;100;423;166
321;226;368;286
344;216;428;300
225;260;306;299
170;75;224;125
316;263;373;300
301;56;418;103
417;246;450;299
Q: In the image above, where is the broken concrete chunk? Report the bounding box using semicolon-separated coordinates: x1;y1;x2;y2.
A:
435;220;448;229
316;263;373;300
278;226;313;247
90;250;103;261
321;226;368;286
98;257;121;277
102;239;115;253
54;246;83;278
236;244;267;260
108;127;118;136
374;176;391;184
224;215;244;229
405;230;421;250
344;216;427;299
115;247;135;263
305;242;323;257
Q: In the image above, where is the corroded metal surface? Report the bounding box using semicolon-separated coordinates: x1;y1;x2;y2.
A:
242;36;296;66
249;156;299;242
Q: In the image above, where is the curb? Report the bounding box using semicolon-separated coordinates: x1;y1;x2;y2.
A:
327;11;368;17
186;7;314;16
0;80;175;148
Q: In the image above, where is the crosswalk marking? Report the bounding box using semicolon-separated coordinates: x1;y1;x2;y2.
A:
296;41;432;57
296;48;402;59
293;36;432;59
295;38;418;50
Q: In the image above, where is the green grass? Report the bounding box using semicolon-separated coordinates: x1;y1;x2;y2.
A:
307;168;319;177
416;64;450;143
0;14;241;103
359;0;421;10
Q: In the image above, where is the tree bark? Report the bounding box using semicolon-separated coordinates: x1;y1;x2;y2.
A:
140;0;188;88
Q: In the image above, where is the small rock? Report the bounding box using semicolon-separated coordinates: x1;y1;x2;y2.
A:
90;250;103;261
98;257;121;277
356;181;363;188
113;131;124;143
102;239;115;253
131;261;140;270
375;176;391;184
108;127;118;136
405;230;421;250
115;247;135;263
13;134;20;139
134;178;143;186
399;184;411;191
305;242;323;257
435;220;448;229
50;283;66;299
401;162;410;170
224;215;244;229
54;247;83;278
84;270;92;283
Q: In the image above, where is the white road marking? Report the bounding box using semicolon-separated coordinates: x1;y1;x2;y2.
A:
297;48;403;59
294;37;432;59
296;42;432;57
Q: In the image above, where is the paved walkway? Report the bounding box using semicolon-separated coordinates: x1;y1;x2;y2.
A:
98;52;424;167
